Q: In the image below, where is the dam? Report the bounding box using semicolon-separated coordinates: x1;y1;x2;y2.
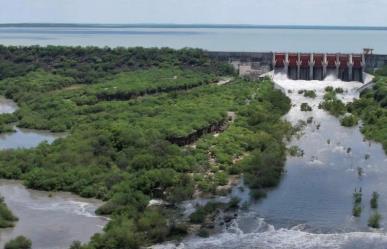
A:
207;51;387;83
273;53;364;82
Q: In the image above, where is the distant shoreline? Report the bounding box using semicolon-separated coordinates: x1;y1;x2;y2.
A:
1;23;387;31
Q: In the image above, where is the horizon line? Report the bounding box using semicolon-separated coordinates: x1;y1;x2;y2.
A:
1;23;387;30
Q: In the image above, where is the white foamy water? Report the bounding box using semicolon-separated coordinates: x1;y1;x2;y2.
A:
155;221;387;249
153;212;387;249
25;200;101;218
152;75;387;249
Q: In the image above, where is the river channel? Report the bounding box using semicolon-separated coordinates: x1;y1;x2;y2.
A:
155;78;387;249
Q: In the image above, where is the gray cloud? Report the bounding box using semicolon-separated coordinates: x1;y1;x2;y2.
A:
0;0;386;26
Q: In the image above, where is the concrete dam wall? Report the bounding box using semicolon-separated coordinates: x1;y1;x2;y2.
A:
207;51;387;83
274;53;364;82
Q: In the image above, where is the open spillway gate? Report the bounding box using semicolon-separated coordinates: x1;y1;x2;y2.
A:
273;53;365;82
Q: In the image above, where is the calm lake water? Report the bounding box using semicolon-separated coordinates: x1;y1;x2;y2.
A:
1;26;387;53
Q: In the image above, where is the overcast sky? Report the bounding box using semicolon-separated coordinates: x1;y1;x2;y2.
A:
1;0;386;26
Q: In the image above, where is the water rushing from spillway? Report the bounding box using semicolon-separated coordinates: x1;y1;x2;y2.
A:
154;76;387;249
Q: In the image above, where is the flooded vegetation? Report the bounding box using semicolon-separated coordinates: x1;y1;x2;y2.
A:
154;77;387;249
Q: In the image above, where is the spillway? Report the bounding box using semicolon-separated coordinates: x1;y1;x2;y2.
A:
273;52;365;82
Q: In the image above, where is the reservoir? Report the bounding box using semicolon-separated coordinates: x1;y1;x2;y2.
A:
0;25;387;53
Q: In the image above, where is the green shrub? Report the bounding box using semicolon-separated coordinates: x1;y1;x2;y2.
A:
352;204;362;217
303;90;316;98
189;202;221;224
300;103;312;112
4;236;32;249
89;217;142;249
335;87;344;94
371;192;379;209
288;146;303;157
320;92;346;116
353;191;362;204
340;114;358;127
368;212;382;228
136;210;169;243
214;172;228;186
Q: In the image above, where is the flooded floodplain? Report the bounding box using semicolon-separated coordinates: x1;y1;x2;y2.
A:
155;78;387;249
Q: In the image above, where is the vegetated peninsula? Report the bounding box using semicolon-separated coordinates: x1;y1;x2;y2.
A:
0;46;291;248
0;195;18;228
